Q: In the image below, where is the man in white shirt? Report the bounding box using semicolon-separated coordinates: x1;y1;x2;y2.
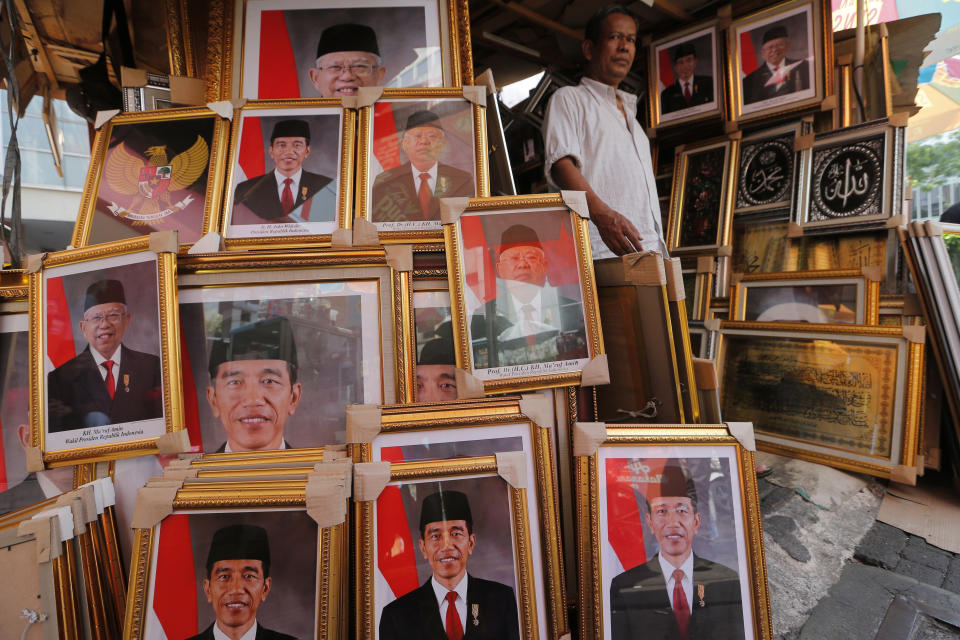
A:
609;461;745;640
544;4;666;259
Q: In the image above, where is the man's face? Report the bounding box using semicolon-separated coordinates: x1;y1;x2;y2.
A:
416;364;457;402
268;136;310;177
647;496;701;564
79;303;129;359
673;54;697;82
203;559;271;634
206;359;302;452
400;126;445;170
497;245;548;287
583;13;637;87
419;519;475;583
309;51;386;97
760;37;789;66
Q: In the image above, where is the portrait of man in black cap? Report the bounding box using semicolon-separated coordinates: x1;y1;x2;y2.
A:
232;119;336;227
370;109;475;224
205;316;302;453
609;461;745;640
308;23;386;98
742;24;810;105
188;524;295;640
660;41;713;115
470;223;588;369
379;490;520;640
416;320;458;402
47;278;163;432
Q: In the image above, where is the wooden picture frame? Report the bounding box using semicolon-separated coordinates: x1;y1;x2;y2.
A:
649;22;724;130
730;268;881;324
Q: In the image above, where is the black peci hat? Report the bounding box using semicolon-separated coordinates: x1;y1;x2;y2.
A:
208;316;299;383
761;25;788;45
673;41;696;62
418;321;455;366
419;490;472;533
205;524;271;576
404;110;443;132
316;23;380;58
83;279;126;311
270;119;311;144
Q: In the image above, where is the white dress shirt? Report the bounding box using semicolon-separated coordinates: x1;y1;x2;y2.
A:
658;552;695;613
431;574;468;630
213;620;258;640
274;168;303;201
90;345;121;384
410;163;438;193
544;76;666;259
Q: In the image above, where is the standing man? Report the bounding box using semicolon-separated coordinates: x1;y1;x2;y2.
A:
370;110;474;223
379;490;520;640
660;42;713;114
47;279;162;432
188;524;296;640
308;23;386;98
609;462;744;640
544;5;666;259
742;26;809;104
232;119;336;226
205;317;302;453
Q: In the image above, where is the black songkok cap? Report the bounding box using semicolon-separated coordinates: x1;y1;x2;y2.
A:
206;524;271;575
208;316;299;382
316;23;380;58
270;119;311;143
762;26;788;45
673;41;696;62
654;461;698;509
418;322;455;366
83;279;126;311
498;224;542;256
419;490;472;533
404;110;442;132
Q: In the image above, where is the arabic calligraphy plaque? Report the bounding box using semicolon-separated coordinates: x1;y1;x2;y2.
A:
736;135;794;209
720;334;897;458
809;134;884;222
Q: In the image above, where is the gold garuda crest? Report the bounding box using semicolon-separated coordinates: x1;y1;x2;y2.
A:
103;136;208;223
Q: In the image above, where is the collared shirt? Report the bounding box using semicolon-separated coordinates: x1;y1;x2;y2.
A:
658;552;695;613
410;163;438;193
224;440;290;453
431;574;468;631
544;76;666;260
275;168;303;202
90;345;121;384
213;620;258;640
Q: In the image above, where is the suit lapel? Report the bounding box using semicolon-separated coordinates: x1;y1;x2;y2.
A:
414;580;448;640
78;348;113;411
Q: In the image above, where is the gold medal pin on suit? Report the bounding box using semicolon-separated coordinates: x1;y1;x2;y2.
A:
697;583;705;607
301;186;308;199
123;374;130;392
472;604;479;626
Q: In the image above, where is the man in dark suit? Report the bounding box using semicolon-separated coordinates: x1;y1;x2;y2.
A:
470;224;588;368
232;119;336;226
205;317;302;453
370;110;474;223
187;524;295;640
47;279;162;432
742;25;810;104
379;490;520;640
660;42;713;115
609;461;745;640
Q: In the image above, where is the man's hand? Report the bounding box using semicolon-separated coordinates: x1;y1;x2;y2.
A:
591;204;644;256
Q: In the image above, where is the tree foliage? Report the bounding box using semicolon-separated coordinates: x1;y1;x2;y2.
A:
907;130;960;193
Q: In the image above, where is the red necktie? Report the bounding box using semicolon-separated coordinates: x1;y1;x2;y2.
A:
102;360;116;399
683;83;691;103
672;568;690;639
445;591;463;640
418;173;432;219
281;177;294;215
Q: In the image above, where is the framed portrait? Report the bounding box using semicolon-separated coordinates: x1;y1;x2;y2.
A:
236;0;471;100
688;320;721;360
521;71;574;127
124;483;347;640
177;249;404;454
735;121;807;217
409;276;458;403
71;108;230;250
667;138;738;255
221;100;355;250
30;237;185;467
730;268;881;324
444;195;604;394
649;23;723;130
356;454;548;639
354;398;567;638
718;321;924;479
574;423;771;640
795;118;905;233
356;89;489;241
728;0;831;123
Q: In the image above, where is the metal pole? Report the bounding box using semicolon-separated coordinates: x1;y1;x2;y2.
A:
854;0;866;123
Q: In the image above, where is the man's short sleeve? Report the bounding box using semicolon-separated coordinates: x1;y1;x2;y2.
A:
543;87;584;183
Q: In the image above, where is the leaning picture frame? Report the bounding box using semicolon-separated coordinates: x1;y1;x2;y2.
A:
718;321;924;480
71;107;230;251
444;194;605;394
649;22;724;130
235;0;472;100
30;236;186;467
220;99;356;249
408;273;457;402
573;422;772;640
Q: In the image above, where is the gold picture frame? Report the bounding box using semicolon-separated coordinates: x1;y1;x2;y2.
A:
407;274;454;402
30;237;185;467
648;21;725;131
71;107;230;251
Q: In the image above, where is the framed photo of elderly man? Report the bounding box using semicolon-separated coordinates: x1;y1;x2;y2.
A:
220;100;355;250
573;423;772;640
444;194;605;394
728;0;832;123
356;89;489;242
29;237;185;467
649;23;723;130
236;0;471;100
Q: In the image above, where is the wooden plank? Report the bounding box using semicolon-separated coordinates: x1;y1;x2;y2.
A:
12;0;59;89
